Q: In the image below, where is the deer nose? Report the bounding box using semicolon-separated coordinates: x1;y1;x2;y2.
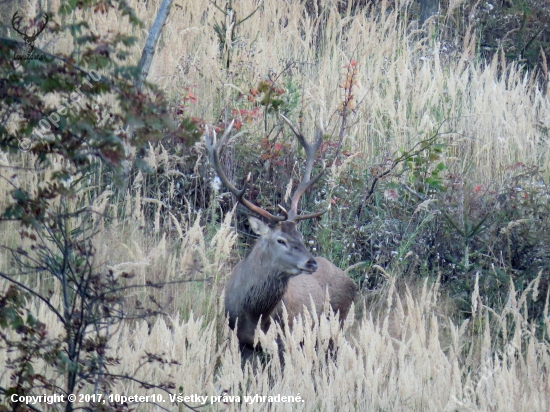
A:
304;258;318;273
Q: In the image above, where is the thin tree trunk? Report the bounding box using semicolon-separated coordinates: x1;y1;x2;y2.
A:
125;0;173;174
135;0;173;91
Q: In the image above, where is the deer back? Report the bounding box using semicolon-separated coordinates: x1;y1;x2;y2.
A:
274;257;358;326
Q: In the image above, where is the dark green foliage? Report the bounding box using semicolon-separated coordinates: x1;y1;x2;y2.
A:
474;0;550;71
330;1;550;77
0;1;198;410
0;3;199;227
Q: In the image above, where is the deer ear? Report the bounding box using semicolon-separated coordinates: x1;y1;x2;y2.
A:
248;216;270;236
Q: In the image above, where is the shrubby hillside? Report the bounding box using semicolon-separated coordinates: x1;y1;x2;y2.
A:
0;0;549;410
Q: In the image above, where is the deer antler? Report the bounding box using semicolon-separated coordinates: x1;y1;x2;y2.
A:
204;120;287;223
205;117;327;224
280;115;327;222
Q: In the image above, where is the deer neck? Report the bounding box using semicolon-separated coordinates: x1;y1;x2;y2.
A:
240;242;291;318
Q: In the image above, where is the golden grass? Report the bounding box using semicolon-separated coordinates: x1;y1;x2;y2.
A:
1;160;550;409
1;159;549;410
2;0;550;410
2;239;550;411
11;0;550;183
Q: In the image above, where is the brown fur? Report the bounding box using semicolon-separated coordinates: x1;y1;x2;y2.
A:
224;218;357;353
274;257;358;326
225;220;318;348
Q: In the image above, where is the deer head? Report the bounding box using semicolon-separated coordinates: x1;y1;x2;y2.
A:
247;216;318;276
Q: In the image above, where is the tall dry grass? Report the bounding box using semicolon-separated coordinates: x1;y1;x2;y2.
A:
3;146;549;409
2;0;550;410
2;235;550;411
2;143;550;410
18;0;549;183
1;150;550;409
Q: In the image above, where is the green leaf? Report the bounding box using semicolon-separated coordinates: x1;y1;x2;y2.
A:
11;190;28;202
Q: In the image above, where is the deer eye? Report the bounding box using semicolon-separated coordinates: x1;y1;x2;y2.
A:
277;239;287;247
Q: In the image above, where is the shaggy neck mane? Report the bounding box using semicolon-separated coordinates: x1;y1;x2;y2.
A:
241;240;290;317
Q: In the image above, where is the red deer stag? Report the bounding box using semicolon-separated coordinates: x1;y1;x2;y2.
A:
204;120;357;356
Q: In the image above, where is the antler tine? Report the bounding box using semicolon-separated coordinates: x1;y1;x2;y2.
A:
292;208;327;221
204;120;286;223
277;205;289;220
280;115;327;221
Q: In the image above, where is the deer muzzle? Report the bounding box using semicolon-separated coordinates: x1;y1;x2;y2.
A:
300;258;318;274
